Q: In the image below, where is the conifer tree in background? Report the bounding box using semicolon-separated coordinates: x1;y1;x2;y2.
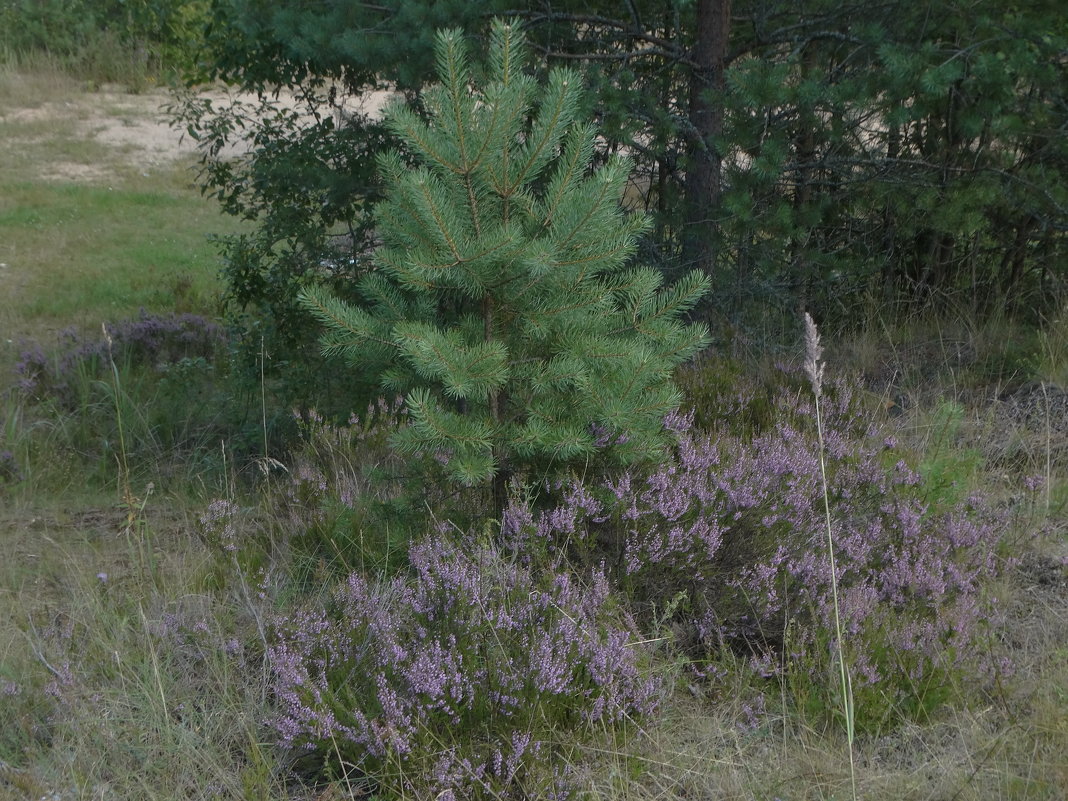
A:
190;0;1068;343
302;19;711;500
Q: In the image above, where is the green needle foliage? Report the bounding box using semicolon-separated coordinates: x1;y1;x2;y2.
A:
302;19;711;491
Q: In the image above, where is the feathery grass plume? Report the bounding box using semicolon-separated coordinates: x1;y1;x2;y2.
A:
803;312;825;397
803;311;857;800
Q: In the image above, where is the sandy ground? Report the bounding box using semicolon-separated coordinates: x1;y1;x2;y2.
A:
1;82;392;182
3;86;204;180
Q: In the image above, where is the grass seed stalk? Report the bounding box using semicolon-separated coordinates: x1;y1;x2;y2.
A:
803;312;858;801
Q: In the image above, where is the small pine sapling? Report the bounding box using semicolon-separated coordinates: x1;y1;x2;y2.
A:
301;20;711;502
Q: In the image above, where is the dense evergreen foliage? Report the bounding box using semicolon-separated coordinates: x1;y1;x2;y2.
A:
177;0;1068;412
718;1;1068;315
302;21;710;495
0;0;208;78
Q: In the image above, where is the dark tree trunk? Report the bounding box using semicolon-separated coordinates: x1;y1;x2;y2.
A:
682;0;731;278
790;44;819;306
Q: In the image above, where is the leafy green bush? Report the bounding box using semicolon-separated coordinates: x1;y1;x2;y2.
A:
0;0;209;82
171;75;391;423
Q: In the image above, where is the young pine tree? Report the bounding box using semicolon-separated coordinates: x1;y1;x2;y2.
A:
301;19;711;500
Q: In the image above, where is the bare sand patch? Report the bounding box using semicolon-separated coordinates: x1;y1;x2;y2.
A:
1;84;394;182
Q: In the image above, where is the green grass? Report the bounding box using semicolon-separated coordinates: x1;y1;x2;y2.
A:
0;64;242;380
0;181;226;321
0;64;240;490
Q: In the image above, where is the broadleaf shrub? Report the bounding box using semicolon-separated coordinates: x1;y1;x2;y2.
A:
171;73;390;424
503;373;1008;730
268;535;660;798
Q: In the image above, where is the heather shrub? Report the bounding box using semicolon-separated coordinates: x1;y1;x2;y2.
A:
269;534;661;799
15;311;225;408
192;402;426;598
673;355;781;437
197;498;245;557
502;374;1007;731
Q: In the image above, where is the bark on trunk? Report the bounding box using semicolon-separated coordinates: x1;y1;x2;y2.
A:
682;0;731;278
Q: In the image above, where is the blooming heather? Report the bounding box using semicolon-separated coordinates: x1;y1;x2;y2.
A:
269;535;659;798
502;375;1006;722
14;311;225;408
198;499;241;553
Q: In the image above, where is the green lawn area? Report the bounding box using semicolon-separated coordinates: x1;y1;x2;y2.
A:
0;66;238;370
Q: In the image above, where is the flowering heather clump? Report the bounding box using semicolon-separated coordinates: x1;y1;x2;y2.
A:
14;311;226;408
197;499;242;554
503;375;1007;727
269;535;660;798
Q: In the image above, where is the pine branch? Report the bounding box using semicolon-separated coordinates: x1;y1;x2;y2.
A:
490;19;523;88
299;286;395;351
631;270;712;331
550;156;631;252
436;29;473;169
538;125;596;231
388;104;462;174
509;68;579;193
395;322;509;400
402;388;495;449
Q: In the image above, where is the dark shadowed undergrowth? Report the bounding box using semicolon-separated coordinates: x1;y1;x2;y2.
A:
4;312;271;493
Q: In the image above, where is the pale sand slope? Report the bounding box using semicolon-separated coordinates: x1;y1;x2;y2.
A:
1;82;392;182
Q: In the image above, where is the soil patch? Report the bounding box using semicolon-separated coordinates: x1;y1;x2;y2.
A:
1;83;392;181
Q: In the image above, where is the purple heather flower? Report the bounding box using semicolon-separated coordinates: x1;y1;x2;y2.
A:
504;371;1006;704
267;534;659;797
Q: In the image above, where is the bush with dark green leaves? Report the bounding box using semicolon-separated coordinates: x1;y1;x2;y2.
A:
0;0;209;81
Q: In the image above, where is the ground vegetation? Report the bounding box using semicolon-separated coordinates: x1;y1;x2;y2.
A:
0;14;1066;801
